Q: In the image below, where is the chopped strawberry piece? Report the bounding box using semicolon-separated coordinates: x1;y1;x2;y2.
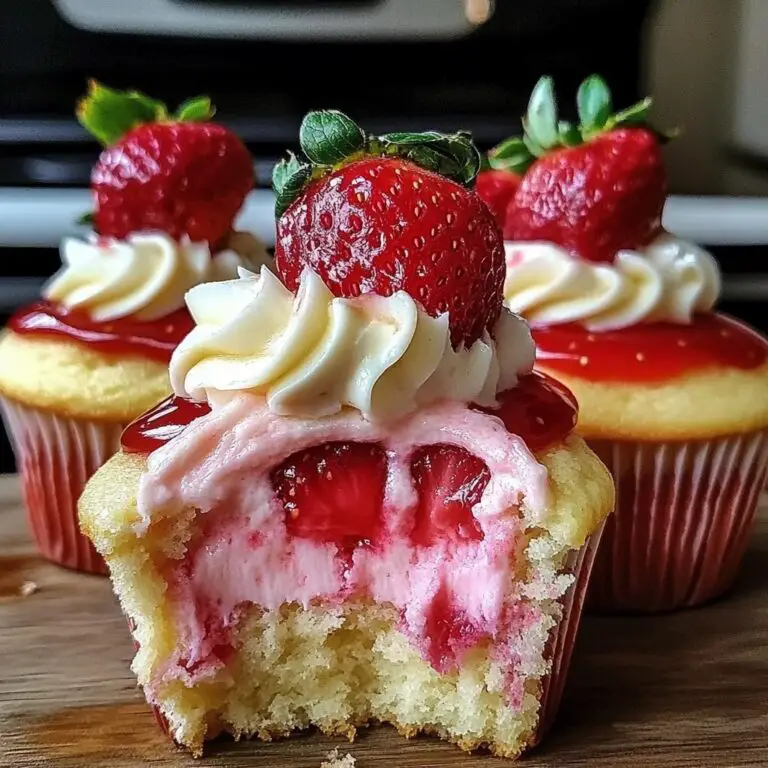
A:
424;584;485;673
271;442;387;549
410;444;489;547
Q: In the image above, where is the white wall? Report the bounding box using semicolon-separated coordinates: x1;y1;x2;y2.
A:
644;0;740;194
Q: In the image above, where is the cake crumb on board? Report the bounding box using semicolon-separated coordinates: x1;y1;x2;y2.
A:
321;748;356;767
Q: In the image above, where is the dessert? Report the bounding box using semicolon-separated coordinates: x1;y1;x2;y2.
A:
477;75;768;612
79;111;613;759
0;81;269;574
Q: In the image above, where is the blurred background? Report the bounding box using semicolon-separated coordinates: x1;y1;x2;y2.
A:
0;0;767;470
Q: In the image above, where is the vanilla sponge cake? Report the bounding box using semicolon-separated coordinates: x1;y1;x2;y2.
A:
80;423;612;758
0;332;170;422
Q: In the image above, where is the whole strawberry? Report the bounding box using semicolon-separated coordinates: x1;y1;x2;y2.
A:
77;80;254;246
273;112;505;347
478;75;670;263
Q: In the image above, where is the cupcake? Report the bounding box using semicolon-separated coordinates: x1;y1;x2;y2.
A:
476;75;768;612
0;81;269;574
79;112;614;758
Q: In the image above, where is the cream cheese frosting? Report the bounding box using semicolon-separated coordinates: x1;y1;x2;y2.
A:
169;265;535;422
44;230;271;322
503;232;721;331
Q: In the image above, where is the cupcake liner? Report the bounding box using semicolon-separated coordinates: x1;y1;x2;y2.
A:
533;522;605;744
0;396;126;575
587;430;768;613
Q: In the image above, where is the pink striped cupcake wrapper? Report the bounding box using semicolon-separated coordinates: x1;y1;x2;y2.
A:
586;430;768;613
533;521;605;744
0;395;126;575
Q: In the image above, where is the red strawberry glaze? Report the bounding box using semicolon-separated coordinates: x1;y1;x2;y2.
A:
120;372;578;456
9;300;193;364
533;313;768;383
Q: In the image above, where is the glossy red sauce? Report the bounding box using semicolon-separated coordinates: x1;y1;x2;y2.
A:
121;394;211;453
533;313;768;383
9;300;194;363
121;372;578;456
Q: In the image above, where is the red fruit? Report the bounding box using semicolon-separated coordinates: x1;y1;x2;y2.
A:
474;372;578;454
275;157;505;347
92;121;253;245
410;444;489;547
271;442;387;549
424;584;485;673
474;168;519;228
504;127;666;263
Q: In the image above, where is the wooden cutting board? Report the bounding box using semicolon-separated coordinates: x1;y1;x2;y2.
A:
1;474;767;768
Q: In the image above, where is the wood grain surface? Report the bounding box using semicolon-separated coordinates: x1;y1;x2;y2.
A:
0;473;766;768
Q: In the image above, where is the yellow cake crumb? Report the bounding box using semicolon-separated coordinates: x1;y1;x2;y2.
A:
537;361;768;441
0;330;170;421
321;748;356;767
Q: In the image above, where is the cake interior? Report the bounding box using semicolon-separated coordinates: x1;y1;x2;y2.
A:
151;597;557;759
83;427;613;759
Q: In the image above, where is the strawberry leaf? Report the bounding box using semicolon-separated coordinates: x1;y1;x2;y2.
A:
380;130;481;186
488;137;535;173
400;145;461;180
577;74;613;133
524;76;559;150
607;96;653;129
300;110;366;165
378;131;445;146
558;120;582;147
175;95;215;122
76;80;168;146
76;211;94;226
273;152;311;217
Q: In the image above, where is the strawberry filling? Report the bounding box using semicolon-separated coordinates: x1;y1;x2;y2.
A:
134;381;576;696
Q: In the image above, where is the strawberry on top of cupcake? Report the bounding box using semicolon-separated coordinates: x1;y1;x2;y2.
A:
79;110;613;758
0;81;269;574
477;75;768;612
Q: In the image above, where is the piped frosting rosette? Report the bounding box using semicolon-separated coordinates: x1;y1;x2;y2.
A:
503;232;721;331
169;265;536;422
44;231;272;322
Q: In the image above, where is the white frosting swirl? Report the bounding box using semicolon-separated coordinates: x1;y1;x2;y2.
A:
169;266;535;422
503;232;721;331
44;231;272;322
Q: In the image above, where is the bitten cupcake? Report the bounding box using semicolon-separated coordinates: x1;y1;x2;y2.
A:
0;82;269;574
476;74;768;612
79;112;614;758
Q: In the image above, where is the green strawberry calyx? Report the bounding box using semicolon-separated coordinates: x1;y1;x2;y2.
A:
76;79;215;147
272;110;482;217
487;74;678;175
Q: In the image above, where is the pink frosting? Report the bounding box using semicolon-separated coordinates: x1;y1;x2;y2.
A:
136;393;551;701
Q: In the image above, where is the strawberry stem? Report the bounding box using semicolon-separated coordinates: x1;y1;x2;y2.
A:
486;74;677;174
